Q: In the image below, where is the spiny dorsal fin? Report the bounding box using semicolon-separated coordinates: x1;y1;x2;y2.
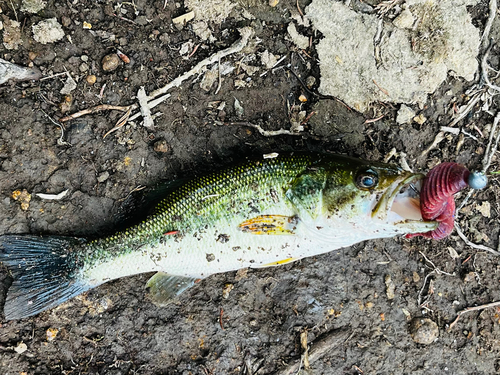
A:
145;272;199;306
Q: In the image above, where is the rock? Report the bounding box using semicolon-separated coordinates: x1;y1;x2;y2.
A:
396;104;416;124
21;0;47;13
287;23;309;50
393;8;415;29
153;140;171;153
86;75;97;85
97;171;109;183
186;0;236;23
200;68;218;92
306;0;480;112
2;17;22;50
385;274;395;300
261;50;279;69
409;318;439;345
413;113;427;125
32;18;65;44
101;54;121;72
192;21;215;42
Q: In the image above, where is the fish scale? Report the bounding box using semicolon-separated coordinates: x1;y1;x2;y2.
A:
0;153;438;320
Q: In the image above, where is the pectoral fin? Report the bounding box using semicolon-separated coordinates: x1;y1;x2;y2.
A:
238;215;299;235
145;272;199;306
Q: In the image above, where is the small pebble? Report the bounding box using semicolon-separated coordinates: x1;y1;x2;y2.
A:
153;140;171;153
409;318;439;345
61;16;72;27
306;76;316;88
97;171;109;183
86;75;97;85
81;55;89;62
79;63;89;72
101;54;121;72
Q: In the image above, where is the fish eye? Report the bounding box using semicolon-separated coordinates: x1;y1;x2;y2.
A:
355;170;379;190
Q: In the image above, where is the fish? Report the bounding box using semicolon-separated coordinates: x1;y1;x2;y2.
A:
0;153;439;320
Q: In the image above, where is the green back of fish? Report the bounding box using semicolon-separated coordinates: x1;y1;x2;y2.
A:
81;153;386;267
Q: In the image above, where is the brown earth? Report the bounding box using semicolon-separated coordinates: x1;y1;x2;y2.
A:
1;1;500;374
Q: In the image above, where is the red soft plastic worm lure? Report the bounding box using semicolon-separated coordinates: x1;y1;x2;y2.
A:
407;163;470;240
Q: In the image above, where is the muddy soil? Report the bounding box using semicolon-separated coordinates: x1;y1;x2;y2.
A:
0;0;499;374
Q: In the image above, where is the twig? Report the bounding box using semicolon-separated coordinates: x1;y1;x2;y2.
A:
454;223;500;256
187;43;200;59
482;111;500;173
417;271;435;307
481;43;500;93
39;72;70;81
296;0;304;17
449;300;500;331
214;58;222;95
419;251;453;276
457;111;500;211
137;86;155;129
103;107;132;139
459;301;500;315
146;27;253;101
364;114;385;124
420;91;484;157
59;104;131;123
230;122;303;137
9;0;18;22
128;94;171;122
372;79;389;96
481;0;498;50
40;110;71;146
274;329;351;375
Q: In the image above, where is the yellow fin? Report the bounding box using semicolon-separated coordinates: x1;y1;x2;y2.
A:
258;257;299;267
238;215;298;235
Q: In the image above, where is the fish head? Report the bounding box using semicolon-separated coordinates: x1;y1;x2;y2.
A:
318;156;438;237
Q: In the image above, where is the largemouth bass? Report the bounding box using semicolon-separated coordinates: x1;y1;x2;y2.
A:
0;153;439;320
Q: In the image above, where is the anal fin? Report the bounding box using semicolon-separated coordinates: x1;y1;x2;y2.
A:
145;272;199;306
238;215;298;235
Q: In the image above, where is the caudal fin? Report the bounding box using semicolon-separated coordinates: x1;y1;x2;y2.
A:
0;235;89;320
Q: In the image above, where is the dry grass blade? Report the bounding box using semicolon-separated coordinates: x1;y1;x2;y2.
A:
103;107;132;139
59;105;132;123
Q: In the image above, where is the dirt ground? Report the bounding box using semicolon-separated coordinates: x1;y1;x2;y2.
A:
0;0;500;374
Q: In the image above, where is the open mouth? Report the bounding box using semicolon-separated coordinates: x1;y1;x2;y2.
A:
372;173;439;234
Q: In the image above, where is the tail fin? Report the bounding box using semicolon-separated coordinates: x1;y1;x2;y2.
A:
0;235;89;320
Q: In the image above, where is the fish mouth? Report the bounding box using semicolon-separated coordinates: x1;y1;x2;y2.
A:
372;173;439;233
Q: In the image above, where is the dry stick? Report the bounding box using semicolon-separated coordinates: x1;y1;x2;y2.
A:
420;91;484;157
103;107;132;139
449;300;500;330
274;329;351;375
40;109;71;146
457;111;500;211
126;27;253;122
482;111;500;173
59;104;131;123
147;27;253;102
230;122;303;137
128;94;171;122
137;86;154;129
481;43;500;93
481;0;498;50
454;223;500;256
